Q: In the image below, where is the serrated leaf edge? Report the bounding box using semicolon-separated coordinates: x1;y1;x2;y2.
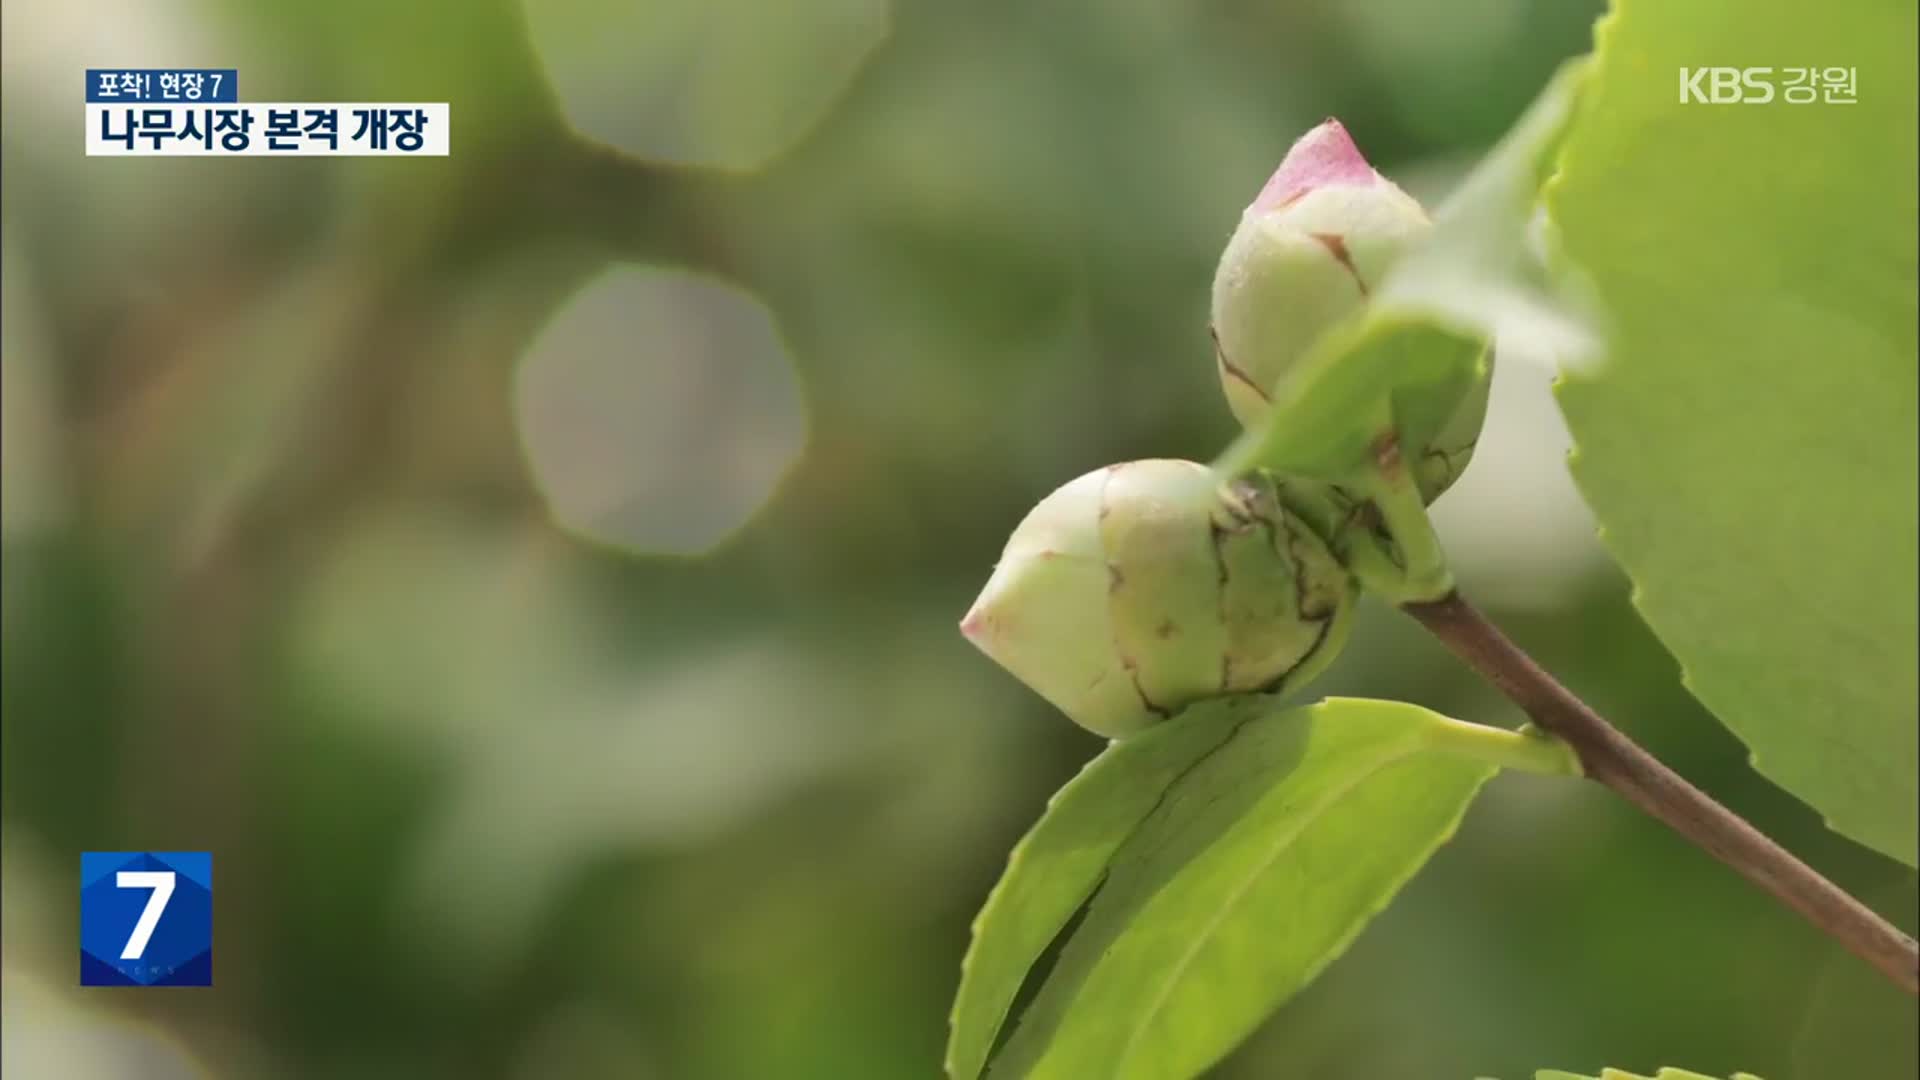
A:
1536;1060;1758;1068
1542;0;1916;867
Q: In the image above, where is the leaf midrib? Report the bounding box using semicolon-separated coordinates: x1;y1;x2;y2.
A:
949;706;1259;1080
1102;734;1425;1077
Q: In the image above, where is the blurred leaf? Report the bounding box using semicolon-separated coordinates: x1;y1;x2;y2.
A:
508;1001;664;1080
1218;60;1595;481
1336;0;1601;148
285;511;891;992
977;698;1563;1080
1550;0;1919;864
220;0;561;149
97;258;361;566
522;0;888;170
0;537;130;852
1376;58;1598;369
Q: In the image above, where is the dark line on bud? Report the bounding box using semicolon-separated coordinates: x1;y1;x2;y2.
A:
1212;326;1272;403
1311;233;1368;297
1209;521;1234;691
1275;515;1316;620
1256;614;1337;695
1098;465;1169;720
1420;441;1477;495
1121;657;1173;719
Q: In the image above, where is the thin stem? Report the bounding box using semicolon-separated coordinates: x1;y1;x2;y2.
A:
1354;439;1452;603
1403;590;1919;995
1324;426;1455;607
1424;714;1582;777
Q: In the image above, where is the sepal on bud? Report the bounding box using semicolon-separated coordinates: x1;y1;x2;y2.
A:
1412;363;1492;502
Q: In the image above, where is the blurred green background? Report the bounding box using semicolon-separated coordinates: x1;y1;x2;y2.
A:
2;1;1914;1078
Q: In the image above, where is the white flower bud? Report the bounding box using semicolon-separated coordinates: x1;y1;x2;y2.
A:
1211;119;1491;501
961;460;1354;739
1212;120;1432;430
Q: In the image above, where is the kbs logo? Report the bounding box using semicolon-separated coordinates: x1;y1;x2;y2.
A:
1680;67;1776;104
1680;67;1859;105
79;852;213;986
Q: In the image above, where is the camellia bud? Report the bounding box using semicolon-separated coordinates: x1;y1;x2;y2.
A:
1211;119;1432;429
960;459;1355;739
1211;119;1491;502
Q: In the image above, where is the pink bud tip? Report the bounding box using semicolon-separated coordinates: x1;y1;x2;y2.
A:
1251;119;1380;212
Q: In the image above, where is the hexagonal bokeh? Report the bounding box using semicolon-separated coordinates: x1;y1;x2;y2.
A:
514;266;806;555
522;0;889;170
3;970;210;1079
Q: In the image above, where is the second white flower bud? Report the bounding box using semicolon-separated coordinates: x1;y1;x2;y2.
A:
1212;120;1433;430
1212;119;1492;502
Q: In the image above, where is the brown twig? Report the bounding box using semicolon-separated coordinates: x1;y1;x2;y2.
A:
1403;590;1919;995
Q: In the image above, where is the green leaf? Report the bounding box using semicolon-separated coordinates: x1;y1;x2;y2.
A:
1216;59;1596;483
1373;58;1600;369
1549;0;1919;863
967;697;1573;1080
1216;313;1488;483
1543;1060;1766;1068
945;702;1272;1080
